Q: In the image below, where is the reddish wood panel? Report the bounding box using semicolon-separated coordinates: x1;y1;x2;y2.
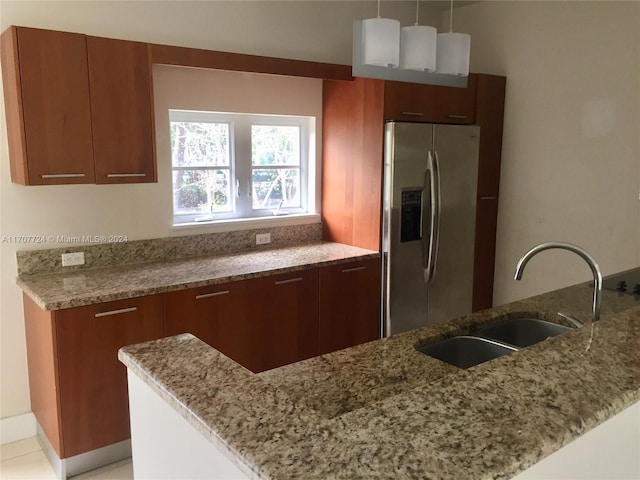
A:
472;74;507;311
23;294;63;456
384;75;477;124
164;281;252;369
151;43;353;81
475;74;506;198
13;27;94;185
383;80;436;121
88;37;156;183
319;258;381;355
54;295;163;457
322;77;384;251
247;269;319;372
432;73;477;124
1;27;28;184
473;198;499;311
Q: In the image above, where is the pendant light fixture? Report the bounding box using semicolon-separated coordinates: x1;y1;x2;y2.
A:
361;0;400;68
400;0;437;72
436;0;471;76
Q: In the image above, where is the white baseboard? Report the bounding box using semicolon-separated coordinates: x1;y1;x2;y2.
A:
1;412;37;445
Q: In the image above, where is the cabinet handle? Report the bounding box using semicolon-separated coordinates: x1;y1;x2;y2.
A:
195;290;230;300
447;114;469;119
342;266;367;273
41;173;86;178
401;111;424;116
480;196;497;200
106;173;147;178
95;306;137;318
275;277;303;285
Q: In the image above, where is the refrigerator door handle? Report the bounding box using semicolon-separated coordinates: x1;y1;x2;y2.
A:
424;150;441;283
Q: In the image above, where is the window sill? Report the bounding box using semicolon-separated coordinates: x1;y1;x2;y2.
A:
172;213;321;233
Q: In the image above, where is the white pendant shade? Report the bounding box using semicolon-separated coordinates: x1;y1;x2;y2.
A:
435;32;470;76
400;25;437;72
362;17;400;68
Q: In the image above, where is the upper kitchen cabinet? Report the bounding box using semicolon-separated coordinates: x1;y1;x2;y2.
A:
0;26;157;185
384;74;477;124
87;37;156;183
0;27;95;185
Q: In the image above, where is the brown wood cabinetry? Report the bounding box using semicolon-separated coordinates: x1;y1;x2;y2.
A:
87;37;156;183
384;75;477;124
0;26;156;185
164;281;252;369
319;258;381;355
1;27;95;185
23;293;164;458
322;73;506;311
472;74;506;311
321;78;385;251
247;269;320;372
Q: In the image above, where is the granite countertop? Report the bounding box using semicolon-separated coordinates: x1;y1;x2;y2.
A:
119;281;640;479
17;242;378;311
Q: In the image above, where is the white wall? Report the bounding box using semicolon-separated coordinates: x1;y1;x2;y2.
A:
453;1;640;305
1;0;638;424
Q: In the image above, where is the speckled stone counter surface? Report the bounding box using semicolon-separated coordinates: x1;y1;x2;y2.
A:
18;242;377;311
119;281;640;480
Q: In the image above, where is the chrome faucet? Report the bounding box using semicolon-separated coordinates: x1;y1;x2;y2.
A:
514;242;602;323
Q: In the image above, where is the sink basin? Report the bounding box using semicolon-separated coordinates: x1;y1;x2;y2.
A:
478;317;573;348
416;336;518;369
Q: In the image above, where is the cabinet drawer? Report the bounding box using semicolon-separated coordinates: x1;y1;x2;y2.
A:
319;258;381;355
248;269;319;372
163;282;251;368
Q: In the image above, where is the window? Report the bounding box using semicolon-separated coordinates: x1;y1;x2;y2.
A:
170;110;315;225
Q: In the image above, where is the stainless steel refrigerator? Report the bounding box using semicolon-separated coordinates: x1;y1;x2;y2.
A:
382;121;480;336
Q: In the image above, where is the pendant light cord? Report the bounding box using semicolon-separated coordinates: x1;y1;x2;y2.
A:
449;0;454;32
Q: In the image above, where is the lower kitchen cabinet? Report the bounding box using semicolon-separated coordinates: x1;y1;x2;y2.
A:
319;258;381;355
247;269;320;372
164;281;252;369
23;293;164;459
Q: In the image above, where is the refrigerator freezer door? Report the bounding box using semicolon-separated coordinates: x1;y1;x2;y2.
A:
383;122;434;336
427;124;480;325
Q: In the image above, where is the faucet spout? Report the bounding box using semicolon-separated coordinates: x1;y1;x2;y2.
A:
514;242;602;322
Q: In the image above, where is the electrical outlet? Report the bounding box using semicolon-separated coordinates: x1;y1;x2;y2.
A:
61;252;85;267
256;233;271;245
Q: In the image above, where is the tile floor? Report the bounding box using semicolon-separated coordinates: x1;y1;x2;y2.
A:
0;437;133;480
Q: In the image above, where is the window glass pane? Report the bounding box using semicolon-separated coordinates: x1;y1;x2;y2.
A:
252;168;300;210
171;122;230;167
251;125;300;166
173;169;232;214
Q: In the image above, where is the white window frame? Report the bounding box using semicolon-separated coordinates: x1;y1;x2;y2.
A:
169;110;315;226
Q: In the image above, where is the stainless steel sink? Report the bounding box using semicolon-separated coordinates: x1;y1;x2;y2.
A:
478;317;573;348
416;336;518;369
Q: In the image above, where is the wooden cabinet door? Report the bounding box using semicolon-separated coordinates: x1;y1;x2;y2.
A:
87;36;156;184
431;74;477;124
1;27;94;185
163;282;252;369
383;80;435;122
54;295;163;457
383;76;477;124
248;269;319;372
319;258;381;355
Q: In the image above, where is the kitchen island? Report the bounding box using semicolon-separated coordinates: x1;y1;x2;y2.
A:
119;278;640;479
